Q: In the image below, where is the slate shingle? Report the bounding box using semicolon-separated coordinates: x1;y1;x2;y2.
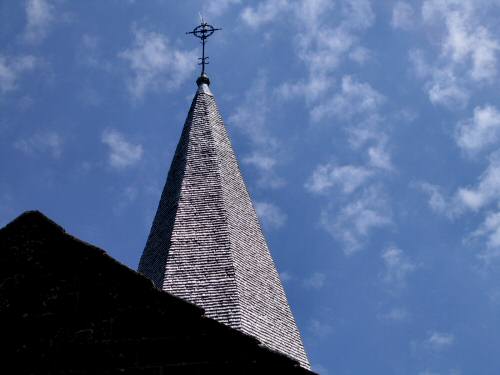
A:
138;78;310;369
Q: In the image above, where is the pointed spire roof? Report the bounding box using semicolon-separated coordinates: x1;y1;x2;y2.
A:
138;75;310;369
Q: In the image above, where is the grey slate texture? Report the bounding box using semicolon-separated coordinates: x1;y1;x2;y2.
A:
138;78;310;369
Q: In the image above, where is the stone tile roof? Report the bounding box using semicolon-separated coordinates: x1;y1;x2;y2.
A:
138;78;310;368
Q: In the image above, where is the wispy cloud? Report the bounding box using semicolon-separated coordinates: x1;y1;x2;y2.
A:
310;75;384;122
0;55;37;94
378;307;410;322
78;34;112;72
14;131;63;159
409;49;469;109
391;2;415;30
411;0;500;109
381;247;416;290
302;272;326;289
411;331;456;360
421;152;500;216
306;163;372;194
275;0;375;105
245;4;393;255
229;75;285;188
472;211;500;263
101;128;143;169
240;0;289;29
368;142;393;171
425;331;455;351
24;0;54;44
308;318;333;338
112;186;139;216
279;271;293;282
421;150;500;263
203;0;241;18
456;152;500;212
254;201;287;230
119;27;196;99
320;186;392;254
422;0;500;82
419;182;453;217
456;105;500;154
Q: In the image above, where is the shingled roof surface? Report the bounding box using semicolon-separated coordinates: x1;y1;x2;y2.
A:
138;78;310;368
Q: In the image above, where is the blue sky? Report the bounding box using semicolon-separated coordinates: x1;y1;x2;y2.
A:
1;0;500;373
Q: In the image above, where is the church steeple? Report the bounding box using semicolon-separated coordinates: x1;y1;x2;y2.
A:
138;23;310;369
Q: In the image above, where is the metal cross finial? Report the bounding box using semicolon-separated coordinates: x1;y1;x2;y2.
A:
186;19;221;76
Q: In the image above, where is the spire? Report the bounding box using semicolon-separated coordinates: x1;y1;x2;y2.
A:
138;78;310;368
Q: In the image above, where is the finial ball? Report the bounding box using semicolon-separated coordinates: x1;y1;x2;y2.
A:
196;73;210;86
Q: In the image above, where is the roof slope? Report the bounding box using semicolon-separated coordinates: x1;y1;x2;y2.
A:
0;211;316;374
138;78;310;368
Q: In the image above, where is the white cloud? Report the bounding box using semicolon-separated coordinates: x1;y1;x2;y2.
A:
409;49;431;78
272;0;375;109
321;186;392;254
14;131;63;159
295;0;373;76
346;114;383;148
379;307;410;322
204;0;241;18
229;76;272;145
24;0;54;43
414;0;500;108
410;50;469;109
472;211;500;263
101;128;143;169
419;182;452;216
368;143;393;170
456;152;500;211
279;271;293;282
425;331;455;351
112;186;139;215
392;2;415;30
242;153;277;172
119;27;196;99
421;151;500;262
255;201;287;230
456;105;500;154
427;69;469;109
78;34;113;72
349;46;372;64
423;0;500;82
381;247;416;289
309;318;333;338
311;75;384;122
241;0;289;28
229;75;285;188
0;55;37;94
340;0;375;30
302;272;326;289
276;76;334;104
306;163;372;194
421;152;500;218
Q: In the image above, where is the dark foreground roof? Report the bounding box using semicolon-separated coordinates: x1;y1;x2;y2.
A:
139;80;310;368
0;211;316;375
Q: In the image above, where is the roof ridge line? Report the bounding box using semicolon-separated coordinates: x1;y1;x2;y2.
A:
200;92;244;332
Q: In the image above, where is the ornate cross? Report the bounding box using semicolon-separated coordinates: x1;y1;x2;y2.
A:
186;19;221;75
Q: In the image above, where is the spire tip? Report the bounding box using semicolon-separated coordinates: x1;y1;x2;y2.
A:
196;73;210;86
